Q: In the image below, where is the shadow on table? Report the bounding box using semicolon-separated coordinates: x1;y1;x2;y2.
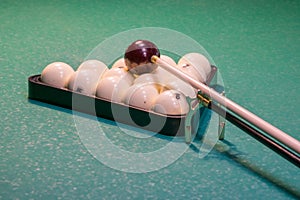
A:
191;135;300;199
28;99;300;198
28;98;185;142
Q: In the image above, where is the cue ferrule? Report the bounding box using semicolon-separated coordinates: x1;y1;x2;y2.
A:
151;55;158;63
197;92;211;107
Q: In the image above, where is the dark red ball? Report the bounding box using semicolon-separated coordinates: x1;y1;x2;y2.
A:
124;40;160;74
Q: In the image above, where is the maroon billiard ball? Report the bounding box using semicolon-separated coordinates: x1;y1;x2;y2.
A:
124;40;160;75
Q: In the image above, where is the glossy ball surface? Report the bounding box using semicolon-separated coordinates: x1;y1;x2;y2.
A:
166;78;197;99
68;69;101;96
41;62;74;88
176;61;206;83
152;90;189;115
160;55;177;67
96;76;132;103
150;55;177;84
178;53;211;79
151;67;176;84
124;40;160;75
77;59;108;75
103;67;134;85
134;73;160;85
124;83;159;110
111;58;126;69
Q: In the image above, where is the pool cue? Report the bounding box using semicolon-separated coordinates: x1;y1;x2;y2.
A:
151;55;300;167
210;101;300;167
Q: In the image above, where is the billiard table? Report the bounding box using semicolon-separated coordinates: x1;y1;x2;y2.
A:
1;0;299;199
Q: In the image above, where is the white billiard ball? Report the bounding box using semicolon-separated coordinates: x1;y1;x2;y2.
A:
166;78;197;99
176;62;205;82
134;73;160;85
68;69;101;96
111;58;126;69
41;62;74;88
151;62;197;98
103;67;134;85
152;90;189;115
96;76;132;103
178;53;211;79
124;83;159;110
151;55;177;84
160;55;177;67
134;75;168;94
151;67;171;84
152;66;183;85
77;59;108;76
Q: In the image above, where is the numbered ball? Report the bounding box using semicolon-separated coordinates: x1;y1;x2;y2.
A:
41;62;74;88
96;76;132;103
124;40;160;75
124;83;159;110
153;90;189;115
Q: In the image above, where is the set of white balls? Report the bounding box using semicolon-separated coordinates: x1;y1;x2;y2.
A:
41;53;211;115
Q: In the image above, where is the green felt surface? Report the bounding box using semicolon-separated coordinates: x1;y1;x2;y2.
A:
1;0;300;199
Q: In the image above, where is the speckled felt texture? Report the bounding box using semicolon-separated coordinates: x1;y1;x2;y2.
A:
1;0;300;199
